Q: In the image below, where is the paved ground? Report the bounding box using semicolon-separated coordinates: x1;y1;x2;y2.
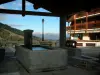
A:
0;58;94;75
0;57;98;75
0;72;20;75
79;47;100;57
0;47;99;75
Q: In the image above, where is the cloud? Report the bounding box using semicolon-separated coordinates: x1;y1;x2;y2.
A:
33;32;59;40
13;1;32;7
0;8;7;20
0;16;6;20
33;32;70;40
15;7;19;10
34;32;59;34
0;5;6;9
34;32;41;34
26;1;32;6
12;2;21;8
0;5;7;20
9;24;25;27
17;3;22;7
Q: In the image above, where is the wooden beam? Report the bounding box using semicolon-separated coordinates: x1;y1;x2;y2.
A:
74;14;76;34
0;0;14;4
86;12;88;33
22;0;25;16
60;16;66;48
0;9;58;17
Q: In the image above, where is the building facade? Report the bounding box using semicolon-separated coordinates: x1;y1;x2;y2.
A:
66;8;100;40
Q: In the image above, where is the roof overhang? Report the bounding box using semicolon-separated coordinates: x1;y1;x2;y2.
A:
0;0;15;4
0;9;58;17
0;0;100;18
26;0;100;16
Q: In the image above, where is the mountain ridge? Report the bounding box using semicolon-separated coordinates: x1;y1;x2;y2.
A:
0;22;41;41
0;22;24;36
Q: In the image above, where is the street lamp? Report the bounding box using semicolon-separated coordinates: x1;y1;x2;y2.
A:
42;19;44;41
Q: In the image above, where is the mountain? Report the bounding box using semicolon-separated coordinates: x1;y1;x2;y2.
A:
0;22;41;42
33;33;58;40
0;23;24;36
33;32;70;41
0;28;24;41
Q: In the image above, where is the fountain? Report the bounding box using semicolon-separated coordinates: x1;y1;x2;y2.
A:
15;29;68;73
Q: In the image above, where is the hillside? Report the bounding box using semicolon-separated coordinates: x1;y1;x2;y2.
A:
0;23;24;36
0;22;42;42
0;28;24;41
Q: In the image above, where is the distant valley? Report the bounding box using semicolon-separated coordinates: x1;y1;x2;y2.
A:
33;32;70;41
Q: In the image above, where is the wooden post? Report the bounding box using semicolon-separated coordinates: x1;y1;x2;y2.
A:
69;22;71;40
74;14;76;36
68;22;71;39
22;0;25;16
86;12;88;34
60;16;66;48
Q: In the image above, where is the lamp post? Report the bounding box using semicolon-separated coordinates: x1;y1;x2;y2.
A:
42;19;44;41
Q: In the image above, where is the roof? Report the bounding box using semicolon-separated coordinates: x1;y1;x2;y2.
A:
0;0;14;4
0;0;100;19
26;0;100;16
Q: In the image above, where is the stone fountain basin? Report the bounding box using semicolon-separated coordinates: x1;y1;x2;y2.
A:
15;46;67;72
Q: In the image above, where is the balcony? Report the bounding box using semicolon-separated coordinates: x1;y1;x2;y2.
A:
66;20;100;30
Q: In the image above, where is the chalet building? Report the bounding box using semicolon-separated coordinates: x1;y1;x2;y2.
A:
66;8;100;40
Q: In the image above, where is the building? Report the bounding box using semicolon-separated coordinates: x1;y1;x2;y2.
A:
66;8;100;41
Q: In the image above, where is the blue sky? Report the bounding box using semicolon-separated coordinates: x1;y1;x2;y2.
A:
0;0;69;34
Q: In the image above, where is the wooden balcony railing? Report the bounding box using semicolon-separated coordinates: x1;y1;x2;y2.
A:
66;20;100;30
76;10;100;18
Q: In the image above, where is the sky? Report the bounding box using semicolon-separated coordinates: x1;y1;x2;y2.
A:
0;0;69;34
